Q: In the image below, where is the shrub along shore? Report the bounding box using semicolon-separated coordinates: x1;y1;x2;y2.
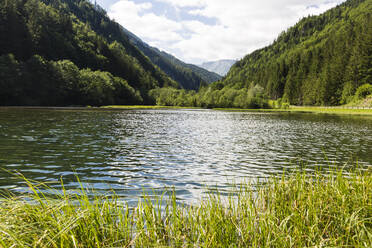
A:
0;169;371;247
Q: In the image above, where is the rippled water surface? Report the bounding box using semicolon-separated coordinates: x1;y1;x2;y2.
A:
0;108;371;203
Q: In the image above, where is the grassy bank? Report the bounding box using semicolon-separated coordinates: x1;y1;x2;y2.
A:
289;106;372;115
102;105;372;115
102;105;201;110
0;170;371;247
214;106;372;115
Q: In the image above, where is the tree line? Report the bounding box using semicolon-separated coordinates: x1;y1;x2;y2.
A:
0;0;370;108
222;0;371;106
0;54;142;106
150;0;371;108
149;83;270;109
0;0;177;106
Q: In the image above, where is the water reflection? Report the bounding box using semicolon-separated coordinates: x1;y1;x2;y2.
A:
0;108;371;203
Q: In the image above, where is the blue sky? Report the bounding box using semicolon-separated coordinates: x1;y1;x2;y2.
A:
95;0;346;64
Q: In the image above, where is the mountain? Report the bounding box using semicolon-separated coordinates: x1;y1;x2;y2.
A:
221;0;372;106
2;0;370;108
121;27;221;89
200;60;237;76
149;0;372;109
0;0;179;106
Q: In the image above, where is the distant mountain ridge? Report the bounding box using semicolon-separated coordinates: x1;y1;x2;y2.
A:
121;27;222;89
65;1;220;91
200;60;237;76
148;0;372;109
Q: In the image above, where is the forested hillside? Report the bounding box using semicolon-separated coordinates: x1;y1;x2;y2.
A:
122;28;221;89
0;0;178;106
149;0;371;108
1;0;370;108
222;0;372;106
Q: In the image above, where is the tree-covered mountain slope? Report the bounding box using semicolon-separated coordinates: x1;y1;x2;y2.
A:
122;27;221;89
0;0;178;106
221;0;372;106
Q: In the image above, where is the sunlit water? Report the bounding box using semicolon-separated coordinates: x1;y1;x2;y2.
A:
0;108;371;204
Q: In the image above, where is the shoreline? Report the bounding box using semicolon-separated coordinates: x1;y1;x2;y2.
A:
214;106;372;115
1;105;372;115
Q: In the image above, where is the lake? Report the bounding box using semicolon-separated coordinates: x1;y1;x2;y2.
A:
0;108;371;204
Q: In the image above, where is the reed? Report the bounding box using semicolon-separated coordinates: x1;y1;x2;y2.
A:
0;169;371;247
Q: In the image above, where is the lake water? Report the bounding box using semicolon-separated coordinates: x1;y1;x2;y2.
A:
0;108;371;204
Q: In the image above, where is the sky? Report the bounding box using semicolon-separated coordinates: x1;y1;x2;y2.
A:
95;0;346;64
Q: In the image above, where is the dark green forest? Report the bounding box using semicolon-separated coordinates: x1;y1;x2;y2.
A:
1;0;371;108
57;0;220;90
0;0;178;106
149;0;371;108
222;0;372;106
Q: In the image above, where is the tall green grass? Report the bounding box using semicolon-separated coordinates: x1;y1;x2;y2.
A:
0;170;371;247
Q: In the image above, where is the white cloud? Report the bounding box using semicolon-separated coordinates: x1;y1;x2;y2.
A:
107;0;346;64
109;0;183;43
156;0;205;8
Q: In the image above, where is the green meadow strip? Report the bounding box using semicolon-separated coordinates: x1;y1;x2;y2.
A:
0;169;371;247
213;106;372;115
288;106;372;115
102;105;201;110
102;105;372;115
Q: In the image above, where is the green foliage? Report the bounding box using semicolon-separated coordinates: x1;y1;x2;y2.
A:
0;54;20;105
0;54;142;106
0;0;177;106
1;0;370;108
149;84;270;109
56;0;209;90
221;0;372;106
281;102;290;109
0;169;370;247
341;81;355;104
270;98;290;109
354;83;372;100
